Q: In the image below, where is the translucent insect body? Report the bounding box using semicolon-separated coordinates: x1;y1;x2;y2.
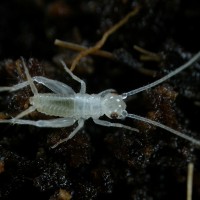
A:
0;52;200;148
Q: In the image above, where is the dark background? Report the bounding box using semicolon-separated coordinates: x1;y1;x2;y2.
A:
0;0;200;199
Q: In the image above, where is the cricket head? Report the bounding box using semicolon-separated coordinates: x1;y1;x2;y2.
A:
102;93;127;119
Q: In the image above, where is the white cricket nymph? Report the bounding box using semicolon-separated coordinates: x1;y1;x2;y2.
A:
0;51;200;148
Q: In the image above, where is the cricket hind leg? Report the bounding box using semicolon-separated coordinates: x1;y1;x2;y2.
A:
0;117;76;127
0;58;75;95
21;57;38;95
33;76;75;95
0;76;75;95
0;81;30;92
14;106;36;119
0;58;34;93
0;59;38;121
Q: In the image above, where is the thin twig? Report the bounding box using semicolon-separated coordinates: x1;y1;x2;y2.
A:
187;163;194;200
67;6;140;71
54;39;114;59
134;45;161;62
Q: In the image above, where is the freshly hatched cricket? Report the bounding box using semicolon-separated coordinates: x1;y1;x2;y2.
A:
0;53;200;148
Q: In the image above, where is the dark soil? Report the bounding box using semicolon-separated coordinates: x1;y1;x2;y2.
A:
0;0;200;199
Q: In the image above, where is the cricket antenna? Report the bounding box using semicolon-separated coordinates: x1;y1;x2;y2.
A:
121;51;200;99
126;113;200;146
120;51;200;146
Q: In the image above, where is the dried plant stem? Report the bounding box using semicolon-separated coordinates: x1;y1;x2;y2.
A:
133;45;161;62
54;39;114;59
187;163;194;200
55;6;140;71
